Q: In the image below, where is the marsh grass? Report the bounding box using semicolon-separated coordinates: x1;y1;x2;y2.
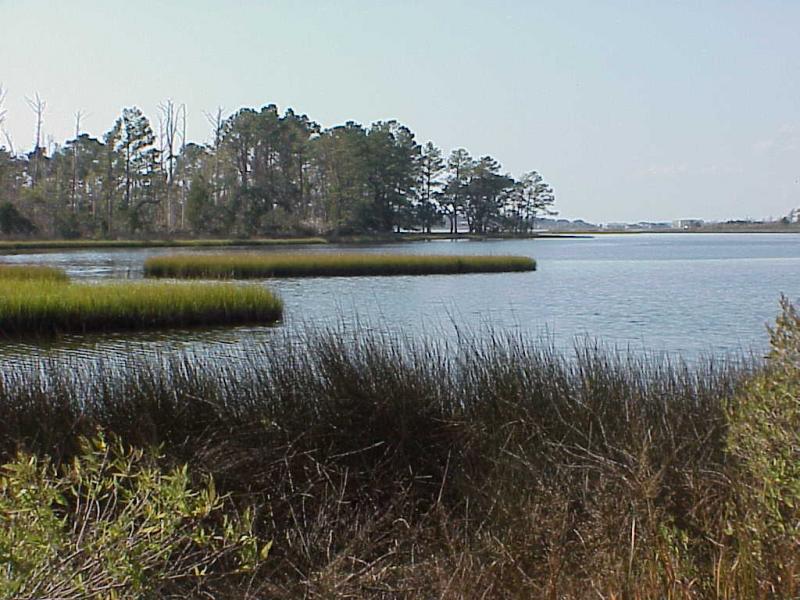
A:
144;252;537;279
0;237;326;252
0;264;69;282
0;280;282;335
3;321;791;598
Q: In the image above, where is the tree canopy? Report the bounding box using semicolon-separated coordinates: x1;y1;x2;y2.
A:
0;101;555;238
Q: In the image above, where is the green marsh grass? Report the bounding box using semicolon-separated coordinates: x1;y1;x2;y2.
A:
144;252;537;279
0;280;282;335
0;264;69;282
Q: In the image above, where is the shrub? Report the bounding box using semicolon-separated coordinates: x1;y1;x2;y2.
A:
0;433;268;599
724;296;800;596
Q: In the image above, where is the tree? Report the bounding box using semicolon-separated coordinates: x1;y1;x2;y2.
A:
363;121;420;233
185;174;214;233
0;201;36;235
416;142;445;233
443;149;474;234
0;98;556;238
105;107;161;233
159;99;185;231
310;122;370;233
463;156;514;233
513;171;556;232
24;93;46;185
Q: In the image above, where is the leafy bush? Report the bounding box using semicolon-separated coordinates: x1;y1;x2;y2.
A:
0;433;268;599
725;296;800;595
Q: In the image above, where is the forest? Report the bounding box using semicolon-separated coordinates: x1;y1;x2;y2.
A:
0;94;555;239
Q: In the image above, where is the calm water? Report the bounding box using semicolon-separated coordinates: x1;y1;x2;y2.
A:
1;233;798;365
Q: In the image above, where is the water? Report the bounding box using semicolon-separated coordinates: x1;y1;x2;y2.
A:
1;233;798;365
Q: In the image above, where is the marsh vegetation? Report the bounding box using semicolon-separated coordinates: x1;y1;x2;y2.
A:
144;252;536;279
1;299;798;597
0;274;282;335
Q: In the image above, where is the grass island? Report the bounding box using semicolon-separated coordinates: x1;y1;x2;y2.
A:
0;266;282;335
144;252;537;279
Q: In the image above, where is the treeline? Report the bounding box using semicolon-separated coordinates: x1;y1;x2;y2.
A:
0;100;555;238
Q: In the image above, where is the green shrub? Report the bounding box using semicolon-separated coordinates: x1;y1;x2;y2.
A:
725;296;800;595
0;433;269;599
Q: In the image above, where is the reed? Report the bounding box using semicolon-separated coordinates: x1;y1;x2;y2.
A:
144;252;537;279
0;329;757;597
0;280;282;335
0;237;326;252
0;264;69;282
2;301;798;597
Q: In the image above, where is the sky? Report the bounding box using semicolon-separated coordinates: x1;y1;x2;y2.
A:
1;0;799;223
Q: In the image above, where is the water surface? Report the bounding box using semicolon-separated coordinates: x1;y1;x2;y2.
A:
1;233;797;365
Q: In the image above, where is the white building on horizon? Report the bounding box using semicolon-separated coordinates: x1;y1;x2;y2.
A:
672;219;705;229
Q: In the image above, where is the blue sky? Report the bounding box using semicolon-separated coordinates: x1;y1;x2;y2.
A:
1;0;799;222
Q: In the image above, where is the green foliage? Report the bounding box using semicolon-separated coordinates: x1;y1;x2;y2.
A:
0;433;267;599
0;202;35;236
185;175;214;233
0;280;282;335
144;252;537;278
724;295;800;593
0;102;554;239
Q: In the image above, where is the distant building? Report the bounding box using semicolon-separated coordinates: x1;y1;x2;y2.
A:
603;222;631;230
789;208;800;223
672;219;704;229
636;221;671;230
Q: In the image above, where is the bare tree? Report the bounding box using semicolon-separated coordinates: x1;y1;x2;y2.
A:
25;93;46;184
204;106;225;206
0;84;12;154
158;98;186;231
159;99;180;230
0;84;7;131
71;110;86;212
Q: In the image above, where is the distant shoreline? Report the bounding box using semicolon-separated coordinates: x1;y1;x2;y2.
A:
0;227;797;253
0;233;587;252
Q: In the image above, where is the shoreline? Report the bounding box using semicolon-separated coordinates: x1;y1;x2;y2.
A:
0;227;797;253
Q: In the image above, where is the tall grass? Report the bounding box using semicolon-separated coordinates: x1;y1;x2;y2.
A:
0;280;282;335
144;252;537;279
0;237;326;251
5;314;796;597
0;264;68;282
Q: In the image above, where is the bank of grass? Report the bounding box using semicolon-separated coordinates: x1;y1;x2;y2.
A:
144;252;536;279
0;237;326;252
0;264;69;282
0;280;282;335
2;300;800;597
